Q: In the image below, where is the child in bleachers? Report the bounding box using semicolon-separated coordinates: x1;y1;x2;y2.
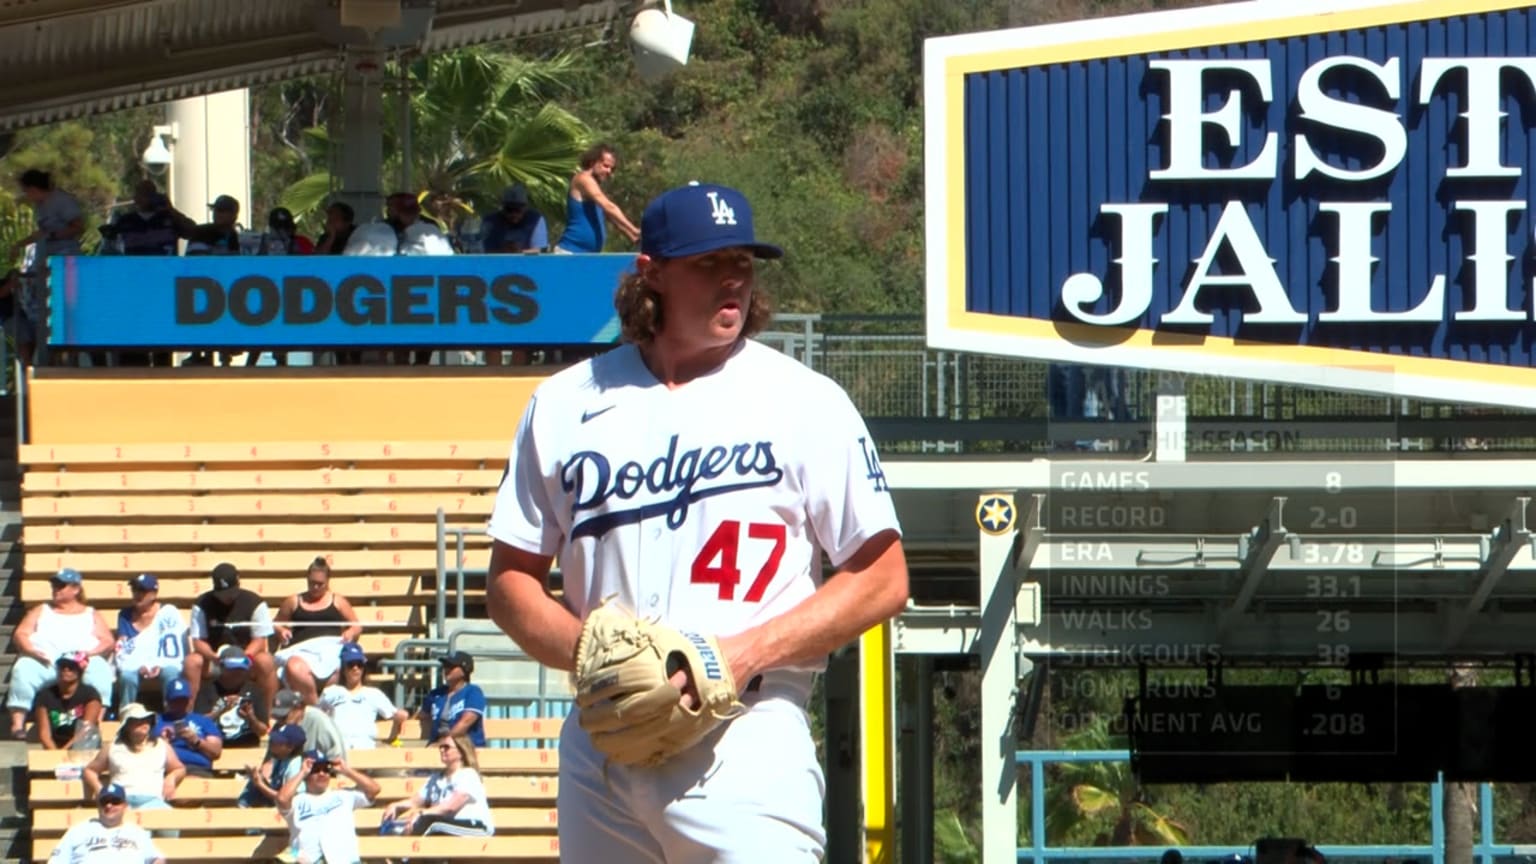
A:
238;722;306;809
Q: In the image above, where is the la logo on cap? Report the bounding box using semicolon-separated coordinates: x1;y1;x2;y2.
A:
706;191;736;226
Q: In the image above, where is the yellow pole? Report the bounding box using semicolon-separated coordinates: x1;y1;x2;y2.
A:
860;620;895;864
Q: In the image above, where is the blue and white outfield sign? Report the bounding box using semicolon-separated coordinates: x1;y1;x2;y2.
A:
924;0;1536;408
49;253;637;348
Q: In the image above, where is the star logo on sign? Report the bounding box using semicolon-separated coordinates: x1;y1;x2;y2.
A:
975;495;1015;536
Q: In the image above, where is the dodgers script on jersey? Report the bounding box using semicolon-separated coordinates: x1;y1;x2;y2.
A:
48;819;162;864
488;339;902;650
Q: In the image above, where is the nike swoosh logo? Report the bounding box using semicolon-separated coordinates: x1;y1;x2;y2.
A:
581;406;615;423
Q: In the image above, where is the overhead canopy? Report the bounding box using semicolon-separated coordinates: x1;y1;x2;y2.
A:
0;0;631;132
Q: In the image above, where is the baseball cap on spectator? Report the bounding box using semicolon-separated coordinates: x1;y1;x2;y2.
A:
165;678;192;702
211;562;240;590
128;573;158;592
639;182;783;261
439;650;475;675
304;749;333;770
269;207;296;230
273;689;304;714
119;703;155;723
52;568;83;585
502;184;530;207
55;651;88;671
98;783;127;805
271;724;306;748
339;642;368;666
218;645;251;672
210;195;239;212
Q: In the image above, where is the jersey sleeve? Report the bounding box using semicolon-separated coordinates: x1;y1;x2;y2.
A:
189;605;207;642
487;395;563;556
453;767;487;801
249;603;276;638
367;688;396;718
348;789;371;810
462;685;487;717
801;384;903;568
137;827;164;862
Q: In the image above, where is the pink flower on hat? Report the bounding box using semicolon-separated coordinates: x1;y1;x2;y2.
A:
56;651;89;670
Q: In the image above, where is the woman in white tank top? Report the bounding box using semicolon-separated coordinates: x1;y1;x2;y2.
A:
83;702;186;810
7;569;115;738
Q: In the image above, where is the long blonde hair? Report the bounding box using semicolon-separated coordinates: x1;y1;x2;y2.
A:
613;268;774;346
439;733;479;772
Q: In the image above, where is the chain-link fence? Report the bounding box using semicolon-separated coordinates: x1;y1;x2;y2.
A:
757;314;1536;455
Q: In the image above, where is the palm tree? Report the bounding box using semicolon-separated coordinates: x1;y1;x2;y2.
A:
279;46;592;235
1043;720;1191;846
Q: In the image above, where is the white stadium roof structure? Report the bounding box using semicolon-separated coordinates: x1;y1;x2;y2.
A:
0;0;631;131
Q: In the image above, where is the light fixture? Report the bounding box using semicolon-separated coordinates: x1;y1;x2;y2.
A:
141;124;177;172
630;0;694;83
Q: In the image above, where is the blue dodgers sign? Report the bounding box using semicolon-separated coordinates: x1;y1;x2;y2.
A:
49;253;637;348
924;0;1536;408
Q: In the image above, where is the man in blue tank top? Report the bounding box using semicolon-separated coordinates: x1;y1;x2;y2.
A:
555;143;641;253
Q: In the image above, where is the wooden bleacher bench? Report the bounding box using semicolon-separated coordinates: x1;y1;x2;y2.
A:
20;575;424;604
31;805;559;834
19;441;513;465
22;492;497;520
29;718;565;860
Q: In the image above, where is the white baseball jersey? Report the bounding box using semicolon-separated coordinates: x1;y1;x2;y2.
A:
114;605;187;673
49;819;162;864
318;684;397;750
488;339;901;659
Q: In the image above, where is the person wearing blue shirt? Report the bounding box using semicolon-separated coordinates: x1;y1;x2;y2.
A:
151;677;223;777
479;185;548;253
418;652;486;747
554;143;639;254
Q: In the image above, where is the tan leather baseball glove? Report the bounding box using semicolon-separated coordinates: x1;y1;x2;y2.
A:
572;599;746;767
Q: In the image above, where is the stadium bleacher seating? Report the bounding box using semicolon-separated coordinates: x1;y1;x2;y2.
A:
17;439;509;627
29;718;561;861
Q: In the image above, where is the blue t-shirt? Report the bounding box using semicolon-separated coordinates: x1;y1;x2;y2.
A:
480;209;548;253
423;683;487;746
152;711;223;772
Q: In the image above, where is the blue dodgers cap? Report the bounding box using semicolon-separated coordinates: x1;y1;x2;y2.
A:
165;677;192;702
53;568;83;585
339;642;368;665
98;783;127;804
128;573;159;592
639;182;783;261
270;724;306;748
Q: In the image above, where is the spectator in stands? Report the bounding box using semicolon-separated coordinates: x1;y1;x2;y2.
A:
238;722;306;809
419;651;487;747
554;143;639;254
381;733;495;837
8;568;114;739
314;201;357;255
193;646;270;748
112;573;188;712
479;184;548;254
0;267;36;367
272;688;347;762
12;169;84;265
320;642;407;750
103;180;194;257
184;195;242;256
260;207;314;256
273;557;362;707
34;651;104;751
277;750;381;864
185;562;278;709
82;702;185;812
153;678;223;778
46;783;165;864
